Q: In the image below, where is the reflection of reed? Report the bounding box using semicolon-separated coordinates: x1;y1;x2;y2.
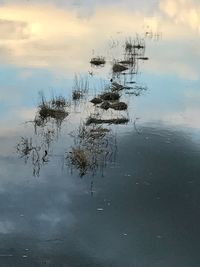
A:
72;74;89;101
16;136;51;177
111;36;147;81
67;124;117;177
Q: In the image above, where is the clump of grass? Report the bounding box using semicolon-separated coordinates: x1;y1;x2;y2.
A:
100;101;110;110
125;37;145;54
34;93;69;129
112;63;128;73
100;92;120;101
38;104;68;121
68;148;89;177
125;41;133;52
86;116;129;125
77;124;110;142
90;57;106;66
111;82;125;92
72;90;83;100
90;97;103;105
67;125;115;176
72;74;89;101
110;102;128;110
51;96;66;108
138;57;149;60
119;59;134;65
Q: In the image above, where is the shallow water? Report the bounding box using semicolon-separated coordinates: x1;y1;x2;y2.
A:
1;0;200;266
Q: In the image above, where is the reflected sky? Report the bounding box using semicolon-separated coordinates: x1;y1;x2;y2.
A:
1;126;200;266
0;0;200;132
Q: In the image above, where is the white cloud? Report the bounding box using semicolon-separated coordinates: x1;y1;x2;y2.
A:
160;0;200;32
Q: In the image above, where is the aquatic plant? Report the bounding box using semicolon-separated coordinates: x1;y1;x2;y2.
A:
90;57;106;66
90;97;103;105
100;92;120;101
16;137;49;177
67;124;116;177
72;74;89;101
112;63;128;73
86;116;129;125
34;93;69;130
110;102;128;110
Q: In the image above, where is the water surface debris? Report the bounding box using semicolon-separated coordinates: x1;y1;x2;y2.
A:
97;208;104;211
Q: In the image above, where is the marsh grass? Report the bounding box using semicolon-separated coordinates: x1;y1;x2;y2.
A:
138;57;149;60
86;116;129;125
34;93;69;130
99;101;128;111
119;59;135;65
16;137;49;176
125;37;145;55
90;57;106;66
112;63;128;73
110;102;128;110
100;91;120;101
111;82;125;92
67;124;116;176
72;75;89;101
90;97;103;105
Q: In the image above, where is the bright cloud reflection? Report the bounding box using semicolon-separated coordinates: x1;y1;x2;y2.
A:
1;0;200;132
0;0;199;78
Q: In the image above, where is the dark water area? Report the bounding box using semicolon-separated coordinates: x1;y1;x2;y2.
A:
1;125;200;266
1;0;200;266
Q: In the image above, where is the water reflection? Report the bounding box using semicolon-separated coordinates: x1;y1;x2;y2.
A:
1;0;200;266
3;125;200;267
16;34;149;177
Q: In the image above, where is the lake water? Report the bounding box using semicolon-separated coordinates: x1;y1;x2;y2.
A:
1;0;200;266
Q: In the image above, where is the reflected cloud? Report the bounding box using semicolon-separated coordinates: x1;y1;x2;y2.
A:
160;0;200;32
0;1;199;80
0;19;29;40
0;221;14;234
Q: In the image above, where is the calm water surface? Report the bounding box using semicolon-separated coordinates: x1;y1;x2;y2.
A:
1;0;200;266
